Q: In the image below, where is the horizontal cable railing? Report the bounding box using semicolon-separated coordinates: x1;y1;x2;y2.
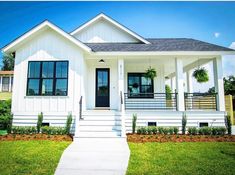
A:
184;93;217;111
124;93;177;110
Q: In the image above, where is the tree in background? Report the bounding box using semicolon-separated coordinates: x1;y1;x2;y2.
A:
1;53;14;71
208;75;235;96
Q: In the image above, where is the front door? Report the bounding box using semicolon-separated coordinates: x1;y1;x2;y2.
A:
96;68;110;107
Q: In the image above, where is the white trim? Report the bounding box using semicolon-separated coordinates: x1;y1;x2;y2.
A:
2;21;92;53
90;51;235;56
70;13;150;44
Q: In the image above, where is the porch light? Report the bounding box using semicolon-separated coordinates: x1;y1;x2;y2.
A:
99;59;105;63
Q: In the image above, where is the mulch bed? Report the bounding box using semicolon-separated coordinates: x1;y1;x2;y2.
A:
127;134;235;143
0;134;73;141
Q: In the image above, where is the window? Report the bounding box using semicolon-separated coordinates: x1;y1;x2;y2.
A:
148;122;157;126
27;61;68;96
2;77;9;92
199;122;208;127
128;73;153;98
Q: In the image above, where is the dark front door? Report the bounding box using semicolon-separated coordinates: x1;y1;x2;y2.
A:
96;68;110;107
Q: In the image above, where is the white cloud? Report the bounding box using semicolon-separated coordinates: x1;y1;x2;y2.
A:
214;32;220;38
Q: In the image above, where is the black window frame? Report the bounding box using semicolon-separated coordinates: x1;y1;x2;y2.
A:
199;122;209;128
26;61;68;96
127;73;154;98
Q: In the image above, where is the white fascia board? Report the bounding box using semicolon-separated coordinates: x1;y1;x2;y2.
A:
70;13;150;44
90;51;235;56
2;21;92;53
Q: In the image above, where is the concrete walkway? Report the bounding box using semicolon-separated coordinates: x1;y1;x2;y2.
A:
55;138;130;175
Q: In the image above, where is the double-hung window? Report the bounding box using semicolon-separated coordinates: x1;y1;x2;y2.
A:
128;73;153;98
27;61;68;96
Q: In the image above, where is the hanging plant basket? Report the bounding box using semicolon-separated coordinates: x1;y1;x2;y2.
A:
145;67;157;79
193;67;209;83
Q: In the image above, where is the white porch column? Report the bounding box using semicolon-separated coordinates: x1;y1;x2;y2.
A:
186;70;193;93
9;76;12;92
170;77;174;91
213;56;225;111
118;59;125;137
175;58;185;111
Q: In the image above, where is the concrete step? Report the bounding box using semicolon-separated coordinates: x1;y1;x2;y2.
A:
81;116;121;121
79;120;121;126
77;131;121;138
78;125;121;132
83;110;121;116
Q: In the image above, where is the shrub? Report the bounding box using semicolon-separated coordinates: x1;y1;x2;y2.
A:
37;112;43;133
198;127;212;135
41;126;66;135
147;127;152;135
168;127;174;135
188;127;198;135
182;113;187;134
0;114;13;133
217;127;227;135
65;113;73;134
151;126;158;134
132;114;137;134
158;127;164;134
225;115;231;135
137;127;147;135
212;127;219;135
162;127;169;135
173;127;179;134
11;126;37;134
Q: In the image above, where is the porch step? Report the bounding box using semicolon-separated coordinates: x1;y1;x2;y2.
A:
76;110;122;138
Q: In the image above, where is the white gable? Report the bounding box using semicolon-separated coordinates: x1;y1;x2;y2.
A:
71;14;150;44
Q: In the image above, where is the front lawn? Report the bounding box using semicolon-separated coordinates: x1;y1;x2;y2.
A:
0;92;12;100
127;142;235;175
0;141;71;175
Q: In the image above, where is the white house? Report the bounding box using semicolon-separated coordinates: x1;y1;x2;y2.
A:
0;71;14;92
2;13;235;138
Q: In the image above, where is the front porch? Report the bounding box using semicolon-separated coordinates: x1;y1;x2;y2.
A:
82;55;225;112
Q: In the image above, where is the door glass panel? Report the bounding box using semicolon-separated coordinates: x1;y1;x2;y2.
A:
97;70;108;96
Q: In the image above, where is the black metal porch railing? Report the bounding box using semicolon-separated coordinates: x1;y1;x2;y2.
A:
184;93;217;111
124;93;177;110
79;96;83;120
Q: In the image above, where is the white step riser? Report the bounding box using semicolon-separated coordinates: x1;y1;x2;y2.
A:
77;132;121;138
80;121;121;126
82;116;121;121
79;126;121;132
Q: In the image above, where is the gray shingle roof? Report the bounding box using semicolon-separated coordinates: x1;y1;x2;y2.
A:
85;38;234;52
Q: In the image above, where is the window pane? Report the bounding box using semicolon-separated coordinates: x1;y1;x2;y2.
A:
27;79;40;95
141;77;152;85
28;62;40;78
55;79;67;95
42;79;53;95
56;62;68;78
42;62;54;78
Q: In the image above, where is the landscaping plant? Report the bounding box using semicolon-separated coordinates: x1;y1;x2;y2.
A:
193;67;209;83
173;127;179;134
41;126;66;135
182;113;187;134
168;127;174;135
65;113;73;134
158;127;164;134
132;114;137;134
145;67;157;79
225;114;231;135
0;99;12;133
37;112;43;133
188;127;198;135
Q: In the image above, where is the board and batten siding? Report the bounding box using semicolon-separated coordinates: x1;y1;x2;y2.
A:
73;19;139;43
125;111;226;133
12;28;84;129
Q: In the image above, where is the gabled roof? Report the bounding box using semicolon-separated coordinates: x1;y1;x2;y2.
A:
85;38;235;52
70;13;150;44
2;20;92;53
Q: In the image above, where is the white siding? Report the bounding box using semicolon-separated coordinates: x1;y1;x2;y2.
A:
74;19;139;43
12;28;85;128
125;111;226;133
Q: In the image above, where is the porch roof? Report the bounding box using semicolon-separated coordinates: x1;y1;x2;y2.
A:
85;38;234;52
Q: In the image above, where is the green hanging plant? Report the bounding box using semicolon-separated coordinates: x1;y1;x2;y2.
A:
192;67;209;83
145;67;157;79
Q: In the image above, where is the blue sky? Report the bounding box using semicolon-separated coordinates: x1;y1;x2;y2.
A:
0;1;235;91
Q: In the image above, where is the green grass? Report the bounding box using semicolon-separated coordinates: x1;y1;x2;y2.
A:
0;130;7;135
0;92;12;100
0;141;71;175
127;142;235;175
